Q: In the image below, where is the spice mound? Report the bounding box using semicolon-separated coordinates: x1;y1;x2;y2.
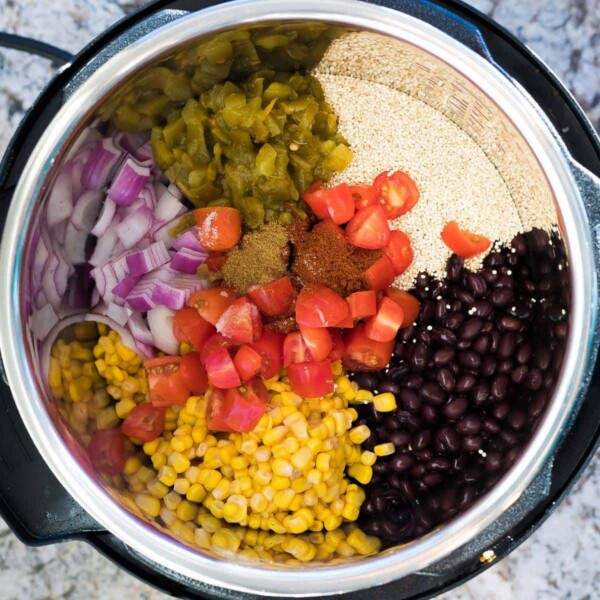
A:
292;220;381;296
222;223;289;294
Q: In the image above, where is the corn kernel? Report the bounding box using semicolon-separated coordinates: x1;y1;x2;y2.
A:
186;483;207;503
135;493;160;517
374;442;395;457
347;464;373;485
169;452;191;474
373;392;397;412
360;451;377;466
348;425;371;444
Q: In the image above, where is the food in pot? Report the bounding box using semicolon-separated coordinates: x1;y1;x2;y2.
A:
34;24;567;565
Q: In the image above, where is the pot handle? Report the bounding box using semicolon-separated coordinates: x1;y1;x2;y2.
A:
0;33;73;66
0;188;103;545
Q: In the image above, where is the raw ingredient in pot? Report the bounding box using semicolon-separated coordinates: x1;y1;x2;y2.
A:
222;223;290;294
349;230;569;547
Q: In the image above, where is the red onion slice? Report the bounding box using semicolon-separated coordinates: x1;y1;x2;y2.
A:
63;222;88;265
81;138;124;191
71;189;103;232
107;302;133;326
91;198;117;237
147;306;179;354
126;240;170;276
171;247;206;274
115;206;154;249
32;236;50;289
153;212;193;247
127;312;154;346
108;156;151;206
46;163;74;228
30;303;59;340
114;131;149;154
42;254;62;310
155;188;186;222
172;228;204;253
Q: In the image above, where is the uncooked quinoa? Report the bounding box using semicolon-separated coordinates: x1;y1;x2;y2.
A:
313;31;558;287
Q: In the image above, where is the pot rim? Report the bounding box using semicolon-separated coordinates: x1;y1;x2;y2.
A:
0;0;596;595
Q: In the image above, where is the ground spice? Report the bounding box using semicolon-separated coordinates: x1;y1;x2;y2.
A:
291;220;380;296
222;223;290;294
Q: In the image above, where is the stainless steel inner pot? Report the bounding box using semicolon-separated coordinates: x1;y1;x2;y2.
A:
1;0;599;596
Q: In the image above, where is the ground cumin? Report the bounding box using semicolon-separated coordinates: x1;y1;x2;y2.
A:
222;223;289;294
291;220;380;296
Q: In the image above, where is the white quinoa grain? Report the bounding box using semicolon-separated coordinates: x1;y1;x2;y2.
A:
313;32;558;287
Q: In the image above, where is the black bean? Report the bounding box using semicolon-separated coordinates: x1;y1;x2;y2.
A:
428;457;452;471
462;435;483;452
421;404;439;424
455;374;476;393
442;313;464;331
410;464;427;479
485;452;503;473
435;299;448;321
384;416;400;431
466;273;487;297
433;347;456;366
511;365;528;384
404;373;424;389
437;426;461;453
499;430;519;448
443;396;468;420
482;417;500;434
390;431;412;447
481;268;498;284
527;368;543;391
458;350;481;370
436;368;456;392
447;255;464;281
399;388;421;412
432;327;457;346
489;331;501;353
352;372;379;391
495;275;515;289
412;430;431;451
490;287;513;307
456;414;481;436
529;228;550;252
484;252;504;267
497;359;513;374
535;347;552;371
388;364;410;381
491;375;509;400
507;410;527;431
471;381;490;405
398;325;415;343
410;343;429;371
497;333;517;359
529;391;547;419
498;315;523;332
423;473;444;487
379;381;401;395
459;318;484;340
391;453;415;473
473;335;491;355
492;401;511;421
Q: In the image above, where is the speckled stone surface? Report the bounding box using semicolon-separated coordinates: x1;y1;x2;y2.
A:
0;1;599;598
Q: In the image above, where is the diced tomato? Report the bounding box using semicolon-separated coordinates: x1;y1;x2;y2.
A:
88;429;126;475
328;330;346;361
223;378;269;432
345;205;391;250
299;325;332;362
342;325;394;372
373;170;420;219
441;221;491;259
251;329;284;379
283;332;311;366
385;288;421;328
121;403;166;443
199;333;235;365
205;347;241;389
145;356;190;407
348;185;378;210
335;312;355;328
295;285;349;328
215;297;262;344
233;345;262;382
173;308;215;351
364;297;404;342
363;255;396;291
287;359;334;397
205;253;227;272
347;290;377;320
247;276;295;317
194;207;242;251
189;287;237;326
207;387;234;432
180;352;209;394
302;183;355;225
384;230;414;276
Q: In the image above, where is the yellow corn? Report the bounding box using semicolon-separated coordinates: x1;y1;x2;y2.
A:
374;442;395;457
373;392;397;412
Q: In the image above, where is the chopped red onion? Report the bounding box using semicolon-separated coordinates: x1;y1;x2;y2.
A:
89;223;123;267
32;236;50;289
112;274;141;299
115;206;154;249
155;188;186;222
171;247;206;273
151;282;187;310
107;302;132;326
84;314;140;354
108;156;151;206
63;222;88;265
126;241;170;276
46;163;74;228
30;303;59;341
91;198;116;237
172;228;204;253
65;127;103;160
167;183;183;200
91;288;100;307
42;254;62;310
147;306;179;354
126;281;157;312
134;140;154;163
114;131;149;154
81;138;124;191
35;288;47;310
135;341;156;359
153;212;192;247
127;312;154;345
71;189;103;232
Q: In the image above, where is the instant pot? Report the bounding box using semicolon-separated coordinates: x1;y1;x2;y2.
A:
1;0;600;598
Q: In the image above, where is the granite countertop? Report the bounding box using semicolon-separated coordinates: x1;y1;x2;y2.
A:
0;1;599;598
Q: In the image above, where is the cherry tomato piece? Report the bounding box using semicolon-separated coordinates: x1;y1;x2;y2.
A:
121;403;166;442
348;185;378;210
215;297;262;344
364;297;405;342
205;347;241;389
233;345;262;382
384;230;414;276
363;255;396;291
347;290;377;320
207;387;234;432
295;285;349;328
302;183;355;224
441;221;491;259
251;329;284;379
247;276;295;317
283;332;311;366
345;205;391;250
180;352;209;394
335;312;355;328
342;325;394;372
199;333;235;365
205;253;227;272
173;308;215;351
299;325;332;362
373;170;420;219
145;356;190;407
287;359;335;397
189;287;237;326
385;288;421;328
88;429;126;475
194;207;242;251
328;329;346;361
223;378;269;432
